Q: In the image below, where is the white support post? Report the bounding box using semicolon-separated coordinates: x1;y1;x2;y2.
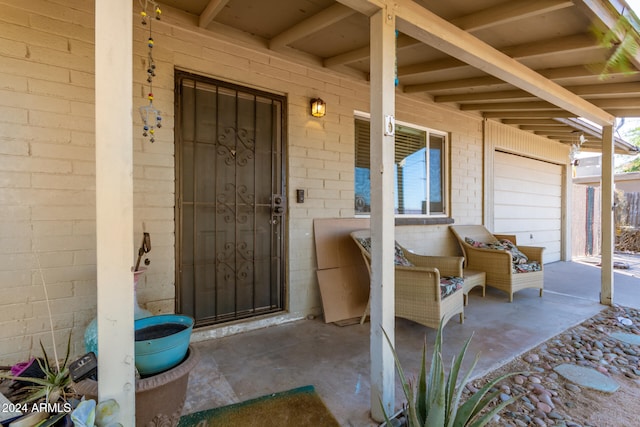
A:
369;7;396;422
95;0;136;424
601;124;614;305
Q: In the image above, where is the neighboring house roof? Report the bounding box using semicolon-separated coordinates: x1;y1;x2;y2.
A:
161;0;640;153
574;171;640;185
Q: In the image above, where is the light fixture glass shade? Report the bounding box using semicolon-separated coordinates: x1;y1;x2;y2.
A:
310;98;326;117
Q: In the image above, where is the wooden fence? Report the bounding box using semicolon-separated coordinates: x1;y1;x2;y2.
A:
620;192;640;228
572;184;601;257
573;185;640;256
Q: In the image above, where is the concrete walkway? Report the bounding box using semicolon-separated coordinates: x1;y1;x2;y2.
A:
183;259;640;427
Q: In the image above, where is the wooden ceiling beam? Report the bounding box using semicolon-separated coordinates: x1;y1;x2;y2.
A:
502;119;569;125
569;81;640;96
399;34;599;77
483;111;578;118
335;0;382;16
451;0;574;32
324;34;417;67
435;82;640;103
404;76;504;93
404;65;612;93
435;90;533;103
590;97;640;108
398;57;467;76
461;101;559;111
519;125;575;132
501;33;597;58
601;108;640;117
328;0;573;68
198;0;230;28
269;3;356;50
460;97;640;111
534;131;587;138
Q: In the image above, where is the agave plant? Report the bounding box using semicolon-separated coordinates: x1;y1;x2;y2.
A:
1;333;73;404
383;320;519;427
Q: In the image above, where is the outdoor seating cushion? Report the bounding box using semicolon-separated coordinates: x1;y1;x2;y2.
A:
354;237;414;266
464;237;541;273
440;276;464;299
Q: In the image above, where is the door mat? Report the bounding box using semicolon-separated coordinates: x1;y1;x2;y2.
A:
177;385;340;427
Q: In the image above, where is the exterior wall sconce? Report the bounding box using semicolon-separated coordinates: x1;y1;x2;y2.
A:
310;98;326;117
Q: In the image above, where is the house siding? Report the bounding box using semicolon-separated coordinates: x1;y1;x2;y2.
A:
0;0;557;364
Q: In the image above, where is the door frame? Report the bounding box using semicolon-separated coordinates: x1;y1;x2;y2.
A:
173;69;288;326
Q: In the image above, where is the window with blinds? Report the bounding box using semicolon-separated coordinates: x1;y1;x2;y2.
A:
354;117;447;216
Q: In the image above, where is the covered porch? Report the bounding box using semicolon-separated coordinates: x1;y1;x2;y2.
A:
184;259;640;426
89;1;640;421
3;0;640;425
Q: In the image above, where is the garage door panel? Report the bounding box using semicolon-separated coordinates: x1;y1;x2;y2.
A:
494;218;561;233
494;181;562;197
495;205;561;219
495;163;560;184
494;192;560;208
494;151;563;263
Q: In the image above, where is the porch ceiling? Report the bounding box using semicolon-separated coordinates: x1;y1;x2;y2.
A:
161;0;640;154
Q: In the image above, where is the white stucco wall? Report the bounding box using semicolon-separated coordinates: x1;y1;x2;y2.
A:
0;0;553;364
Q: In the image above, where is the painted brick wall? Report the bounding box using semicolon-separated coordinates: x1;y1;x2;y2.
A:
0;0;486;364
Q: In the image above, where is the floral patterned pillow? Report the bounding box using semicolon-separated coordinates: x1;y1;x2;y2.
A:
355;237;414;267
465;237;539;273
440;276;463;299
514;261;541;273
394;243;414;267
498;239;529;265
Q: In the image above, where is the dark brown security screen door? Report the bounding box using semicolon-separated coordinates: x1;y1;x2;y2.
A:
175;71;286;326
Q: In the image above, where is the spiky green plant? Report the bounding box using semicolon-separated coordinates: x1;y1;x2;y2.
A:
591;10;640;79
0;333;72;404
382;320;519;427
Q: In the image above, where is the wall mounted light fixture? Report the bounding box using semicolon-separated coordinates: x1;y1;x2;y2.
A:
310;98;326;117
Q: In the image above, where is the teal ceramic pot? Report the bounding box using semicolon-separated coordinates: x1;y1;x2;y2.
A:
134;314;194;376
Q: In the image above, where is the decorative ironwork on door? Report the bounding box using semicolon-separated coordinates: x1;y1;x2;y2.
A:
175;71;286;326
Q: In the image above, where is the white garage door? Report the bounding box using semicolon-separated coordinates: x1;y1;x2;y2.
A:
494;151;562;263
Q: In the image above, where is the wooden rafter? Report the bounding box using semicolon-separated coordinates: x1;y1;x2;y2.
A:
451;0;573;32
404;64;622;93
269;3;356;50
198;0;230;28
400;33;599;77
483;111;579;118
434;82;640;103
461;101;559;111
327;0;574;68
324;34;417;67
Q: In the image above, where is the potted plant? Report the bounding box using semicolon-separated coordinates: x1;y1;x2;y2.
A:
73;345;199;427
383;320;519;427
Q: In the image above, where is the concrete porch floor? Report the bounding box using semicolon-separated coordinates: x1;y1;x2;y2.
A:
182;259;640;427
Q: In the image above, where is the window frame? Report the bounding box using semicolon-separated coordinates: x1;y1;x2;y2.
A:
354;112;450;219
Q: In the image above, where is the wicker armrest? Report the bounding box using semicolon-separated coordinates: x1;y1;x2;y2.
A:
404;253;464;277
394;267;442;302
517;245;545;264
463;244;513;271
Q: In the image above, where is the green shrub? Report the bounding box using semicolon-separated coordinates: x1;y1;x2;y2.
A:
383;320;519;427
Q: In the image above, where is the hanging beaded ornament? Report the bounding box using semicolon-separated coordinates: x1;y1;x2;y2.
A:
139;1;162;143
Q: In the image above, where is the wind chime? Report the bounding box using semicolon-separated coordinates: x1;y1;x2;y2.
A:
570;130;587;166
139;0;162;143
